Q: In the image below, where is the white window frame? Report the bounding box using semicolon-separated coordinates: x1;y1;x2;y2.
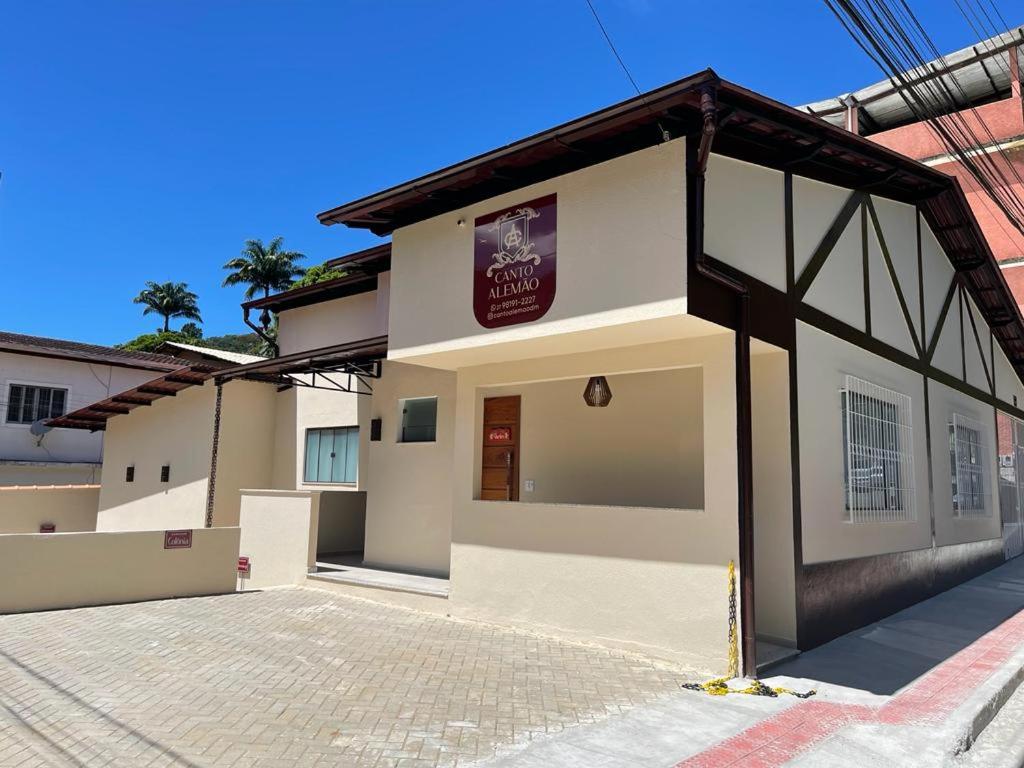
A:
4;380;71;426
397;397;438;444
841;375;916;523
950;412;992;519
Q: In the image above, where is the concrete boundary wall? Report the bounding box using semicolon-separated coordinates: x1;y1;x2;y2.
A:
0;485;99;534
238;490;319;590
0;527;239;613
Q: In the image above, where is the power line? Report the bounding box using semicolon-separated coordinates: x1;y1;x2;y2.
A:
824;0;1024;237
582;0;669;142
584;0;643;97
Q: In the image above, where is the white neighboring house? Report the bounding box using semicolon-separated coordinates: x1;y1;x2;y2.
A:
0;331;183;485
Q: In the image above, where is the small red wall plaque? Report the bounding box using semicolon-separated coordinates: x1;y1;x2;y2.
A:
39;523;55;534
474;194;556;329
488;427;512;443
237;556;251;575
164;529;192;549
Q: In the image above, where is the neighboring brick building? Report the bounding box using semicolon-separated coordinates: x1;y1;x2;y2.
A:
802;27;1024;307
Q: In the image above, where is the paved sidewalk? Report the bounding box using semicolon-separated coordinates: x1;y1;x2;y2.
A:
479;555;1024;767
0;587;686;767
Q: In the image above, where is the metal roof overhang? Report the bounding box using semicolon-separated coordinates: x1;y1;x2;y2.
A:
214;335;389;392
801;27;1024;133
46;364;220;432
313;69;1024;379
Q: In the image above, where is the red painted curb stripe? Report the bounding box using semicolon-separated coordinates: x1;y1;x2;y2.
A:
676;608;1024;767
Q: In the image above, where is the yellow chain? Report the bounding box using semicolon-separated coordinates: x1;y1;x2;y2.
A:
679;560;815;699
727;560;739;679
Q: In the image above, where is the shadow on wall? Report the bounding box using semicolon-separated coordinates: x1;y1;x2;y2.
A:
773;553;1024;695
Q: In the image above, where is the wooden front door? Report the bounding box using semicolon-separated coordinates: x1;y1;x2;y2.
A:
481;396;520;501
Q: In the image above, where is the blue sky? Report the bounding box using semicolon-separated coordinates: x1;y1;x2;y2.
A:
0;1;991;345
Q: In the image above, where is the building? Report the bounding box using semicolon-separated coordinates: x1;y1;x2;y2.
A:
0;331;184;485
50;344;269;531
802;27;1024;302
54;69;1024;677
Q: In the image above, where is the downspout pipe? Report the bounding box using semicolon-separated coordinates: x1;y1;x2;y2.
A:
243;306;279;358
687;86;757;678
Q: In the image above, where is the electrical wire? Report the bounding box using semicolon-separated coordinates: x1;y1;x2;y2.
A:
824;0;1024;238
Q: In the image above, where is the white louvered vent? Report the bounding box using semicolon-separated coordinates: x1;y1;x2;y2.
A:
950;413;991;519
841;375;916;523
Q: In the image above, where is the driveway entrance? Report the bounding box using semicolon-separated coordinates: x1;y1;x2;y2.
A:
0;587;684;767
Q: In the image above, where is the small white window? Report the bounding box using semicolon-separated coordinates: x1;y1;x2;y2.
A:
950;413;991;518
6;384;67;424
399;397;437;443
841;375;916;523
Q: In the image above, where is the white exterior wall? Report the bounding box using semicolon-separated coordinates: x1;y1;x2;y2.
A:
276;283;389;355
388;140;687;363
479;368;704;509
97;380;276;531
0;352;161;485
446;334;738;672
363;361;456;576
928;380;1002;547
797;322;933;564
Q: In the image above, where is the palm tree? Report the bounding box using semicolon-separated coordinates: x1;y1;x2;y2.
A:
222;237;306;300
133;281;202;332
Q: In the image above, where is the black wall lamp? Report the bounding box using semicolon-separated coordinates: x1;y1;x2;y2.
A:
583;376;612;407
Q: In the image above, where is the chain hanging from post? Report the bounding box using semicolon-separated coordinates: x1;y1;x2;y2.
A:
680;560;816;698
727;559;739;678
205;382;223;529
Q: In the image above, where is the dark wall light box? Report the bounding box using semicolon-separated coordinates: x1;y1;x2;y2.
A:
370;418;382;442
160;465;170;483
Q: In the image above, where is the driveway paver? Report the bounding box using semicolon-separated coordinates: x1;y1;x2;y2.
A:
0;587;686;767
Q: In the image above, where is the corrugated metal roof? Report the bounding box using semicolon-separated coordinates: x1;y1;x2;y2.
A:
800;27;1024;134
157;341;265;365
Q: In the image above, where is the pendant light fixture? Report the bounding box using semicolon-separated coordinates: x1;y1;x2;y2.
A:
583;376;612;407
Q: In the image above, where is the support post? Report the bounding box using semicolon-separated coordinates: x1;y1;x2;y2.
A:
687;84;757;677
205;382;224;528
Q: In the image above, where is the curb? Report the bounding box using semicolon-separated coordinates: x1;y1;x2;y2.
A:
951;636;1024;766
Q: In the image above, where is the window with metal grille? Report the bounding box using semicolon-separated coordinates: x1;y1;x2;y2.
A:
303;427;359;484
841;375;916;523
5;384;67;424
950;413;990;518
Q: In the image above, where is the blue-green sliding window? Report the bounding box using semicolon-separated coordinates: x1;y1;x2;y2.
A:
304;427;359;483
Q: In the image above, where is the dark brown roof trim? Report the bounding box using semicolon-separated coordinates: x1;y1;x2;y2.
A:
316;70;951;235
324;242;391;270
244;244;391;314
0;334;184;372
47;363;225;431
313;69;1024;380
243;273;380;314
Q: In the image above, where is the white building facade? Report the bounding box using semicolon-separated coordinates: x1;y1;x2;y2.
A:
0;332;182;485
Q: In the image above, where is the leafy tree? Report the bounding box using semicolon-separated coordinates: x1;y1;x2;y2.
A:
291;263;346;289
119;330;265;356
132;281;202;332
223;237;306;300
180;322;203;339
118;330;192;353
203;333;264;355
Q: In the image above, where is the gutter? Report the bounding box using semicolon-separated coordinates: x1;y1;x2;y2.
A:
687;85;758;678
